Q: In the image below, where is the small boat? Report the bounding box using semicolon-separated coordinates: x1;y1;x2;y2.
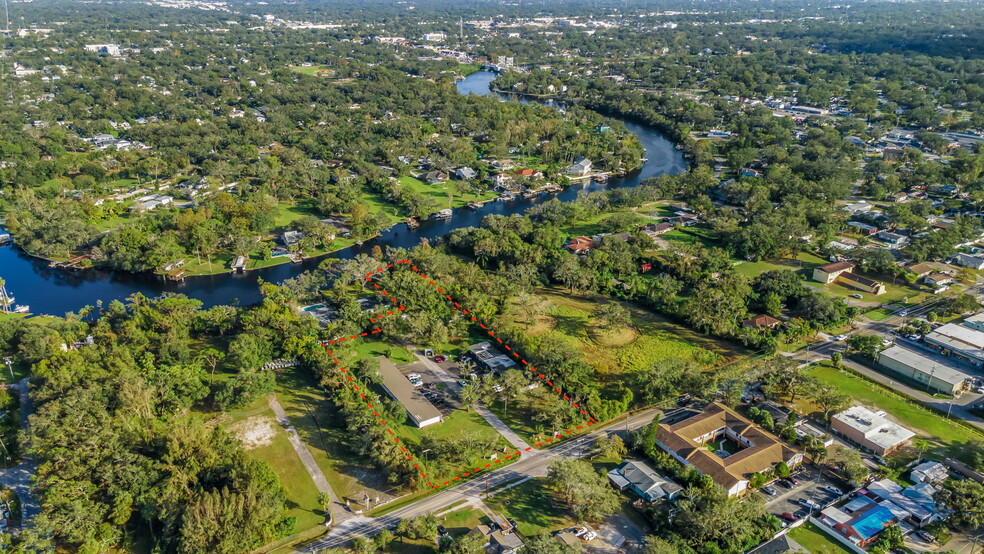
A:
466;201;482;210
13;305;28;313
405;217;419;229
432;209;453;220
593;175;608;184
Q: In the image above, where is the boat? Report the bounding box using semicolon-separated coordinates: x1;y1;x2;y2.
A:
13;305;28;313
466;201;482;210
432;209;453;220
405;217;419;229
593;175;609;184
0;233;11;245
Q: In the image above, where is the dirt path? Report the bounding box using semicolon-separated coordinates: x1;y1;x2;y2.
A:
267;394;350;523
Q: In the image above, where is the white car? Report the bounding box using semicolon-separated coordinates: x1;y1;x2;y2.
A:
493;384;503;393
407;373;421;381
834;334;848;341
898;309;909;317
581;531;597;542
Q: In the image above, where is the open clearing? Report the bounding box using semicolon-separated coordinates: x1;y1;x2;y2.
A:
802;363;984;461
228;415;277;450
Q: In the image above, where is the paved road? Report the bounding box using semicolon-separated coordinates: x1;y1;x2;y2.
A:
412;351;532;451
296;409;660;551
0;378;38;523
268;395;340;523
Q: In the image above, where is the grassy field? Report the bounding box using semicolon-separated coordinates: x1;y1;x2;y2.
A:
290;65;336;76
662;227;717;247
218;396;326;535
483;478;575;537
803;363;984;461
733;251;829;278
395;409;515;482
398;176;496;211
506;288;743;380
787;522;854;554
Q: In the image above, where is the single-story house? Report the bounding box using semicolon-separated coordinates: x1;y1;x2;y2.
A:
282;230;304;246
906;263;934;278
877;231;908;247
924;273;954;287
377;357;442;427
955;252;984;270
607;460;682;501
468;342;518;374
424;170;449;184
512;168;540;178
642;222;673;237
886;192;910;203
911;461;949;484
848;221;879;235
743;314;782;329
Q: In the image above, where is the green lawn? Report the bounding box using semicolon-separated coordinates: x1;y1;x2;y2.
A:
396;409;515;484
272;199;322;229
218;397;326;535
804;364;984;461
733;252;829;278
398;175;496;212
662;226;716;247
290;65;336;76
483;478;575;537
787;522;853;554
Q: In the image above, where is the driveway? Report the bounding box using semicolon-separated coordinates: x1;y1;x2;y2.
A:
0;378;38;523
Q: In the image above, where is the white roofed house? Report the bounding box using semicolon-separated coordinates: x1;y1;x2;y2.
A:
566;157;592;176
455;167;478;180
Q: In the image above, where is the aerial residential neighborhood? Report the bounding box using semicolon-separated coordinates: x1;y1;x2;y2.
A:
2;0;984;553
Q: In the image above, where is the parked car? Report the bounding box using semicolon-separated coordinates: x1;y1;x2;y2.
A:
823;486;843;495
898;309;909;317
915;530;935;543
798;498;819;509
437;525;448;537
407;373;421;381
433;355;446;363
762;486;778;496
580;532;597;542
787;476;799;485
776;480;792;489
833;334;848;341
779;512;798;522
849;293;863;299
793;508;809;519
457;379;468;387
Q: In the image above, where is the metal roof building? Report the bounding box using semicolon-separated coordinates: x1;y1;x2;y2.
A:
877;345;971;395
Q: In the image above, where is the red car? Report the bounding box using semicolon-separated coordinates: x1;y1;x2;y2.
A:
779;513;799;523
433;355;446;363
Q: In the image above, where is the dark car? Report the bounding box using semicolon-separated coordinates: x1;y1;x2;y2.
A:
776;479;792;489
793;508;809;519
786;476;799;485
437;525;448;537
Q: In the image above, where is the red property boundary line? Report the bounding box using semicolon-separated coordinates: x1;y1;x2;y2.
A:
320;259;596;490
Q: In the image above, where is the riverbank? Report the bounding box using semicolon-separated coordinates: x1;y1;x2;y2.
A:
0;71;685;316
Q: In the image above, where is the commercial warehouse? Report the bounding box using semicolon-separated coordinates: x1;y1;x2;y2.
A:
877;346;971;395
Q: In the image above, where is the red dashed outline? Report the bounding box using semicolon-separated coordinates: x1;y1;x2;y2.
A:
320;260;595;490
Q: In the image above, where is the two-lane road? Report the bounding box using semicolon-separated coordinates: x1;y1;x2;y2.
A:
296;408;661;551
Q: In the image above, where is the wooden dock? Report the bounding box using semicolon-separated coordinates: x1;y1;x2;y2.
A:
230;255;248;273
165;269;187;282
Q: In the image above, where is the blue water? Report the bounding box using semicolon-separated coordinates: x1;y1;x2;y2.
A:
0;71;686;316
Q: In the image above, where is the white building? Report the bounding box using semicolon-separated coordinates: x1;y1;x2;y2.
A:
831;406;915;456
84;44;122;57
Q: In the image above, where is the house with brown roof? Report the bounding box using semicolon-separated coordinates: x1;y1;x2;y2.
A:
812;261;855;284
512;168;540;178
906;263;934;279
642;222;673;237
743;314;782;329
564;236;594;255
812;261;886;295
655;403;803;497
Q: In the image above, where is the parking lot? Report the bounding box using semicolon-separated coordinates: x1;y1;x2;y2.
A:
760;465;850;523
397;361;460;415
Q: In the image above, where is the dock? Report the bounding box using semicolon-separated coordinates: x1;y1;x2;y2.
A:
49;254;91;270
230;255;248;273
0;233;11;246
432;209;453;220
165;269;187;282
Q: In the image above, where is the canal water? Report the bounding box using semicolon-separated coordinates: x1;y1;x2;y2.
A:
0;71;686;316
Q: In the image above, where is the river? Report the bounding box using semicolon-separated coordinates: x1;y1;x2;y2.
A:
0;71;686;316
